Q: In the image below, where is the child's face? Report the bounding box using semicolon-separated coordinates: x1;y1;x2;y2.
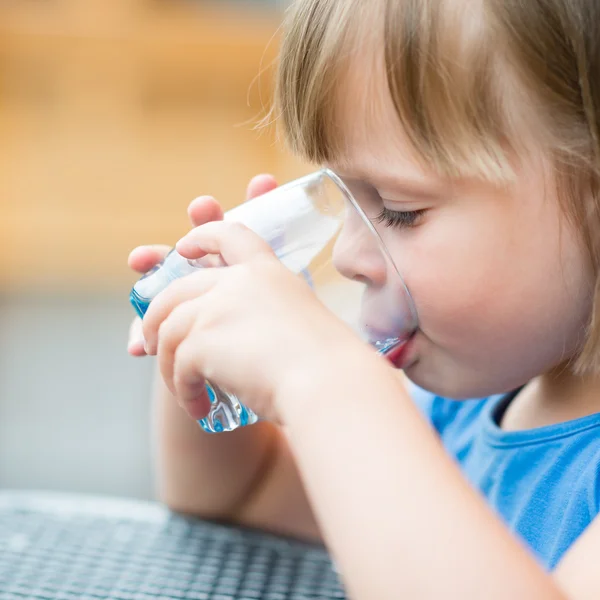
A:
330;91;594;399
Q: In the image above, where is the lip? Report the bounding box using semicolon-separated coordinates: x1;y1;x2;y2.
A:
384;332;418;369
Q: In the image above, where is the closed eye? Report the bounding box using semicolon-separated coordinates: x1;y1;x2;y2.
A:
375;207;426;229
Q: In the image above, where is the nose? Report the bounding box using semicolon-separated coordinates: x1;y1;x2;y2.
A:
332;205;388;287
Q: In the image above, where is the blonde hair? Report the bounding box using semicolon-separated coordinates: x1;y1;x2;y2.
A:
272;0;600;373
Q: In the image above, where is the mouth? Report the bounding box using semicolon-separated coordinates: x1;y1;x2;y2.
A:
382;331;418;369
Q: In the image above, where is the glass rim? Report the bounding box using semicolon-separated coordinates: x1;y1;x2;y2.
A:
319;168;420;331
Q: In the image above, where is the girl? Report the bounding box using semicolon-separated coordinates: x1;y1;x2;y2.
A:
129;0;600;597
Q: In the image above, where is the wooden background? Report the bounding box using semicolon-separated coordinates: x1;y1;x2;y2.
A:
0;0;308;292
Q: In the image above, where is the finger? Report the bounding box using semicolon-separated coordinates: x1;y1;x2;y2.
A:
246;174;278;201
188;196;224;228
191;253;227;269
156;300;213;419
128;245;172;273
128;318;146;356
176;221;274;266
156;299;199;396
142;269;220;355
173;335;213;411
156;300;212;420
184;386;212;421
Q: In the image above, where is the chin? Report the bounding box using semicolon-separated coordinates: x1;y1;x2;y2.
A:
403;361;515;401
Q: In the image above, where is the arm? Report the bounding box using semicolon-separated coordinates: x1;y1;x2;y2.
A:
555;514;600;599
153;371;321;541
278;347;566;600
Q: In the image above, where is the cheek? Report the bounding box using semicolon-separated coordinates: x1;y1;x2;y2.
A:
389;206;593;396
396;210;514;336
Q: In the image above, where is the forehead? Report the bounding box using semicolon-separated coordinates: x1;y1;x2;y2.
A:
327;59;553;205
328;63;443;186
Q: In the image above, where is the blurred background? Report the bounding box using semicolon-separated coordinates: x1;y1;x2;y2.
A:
0;0;307;499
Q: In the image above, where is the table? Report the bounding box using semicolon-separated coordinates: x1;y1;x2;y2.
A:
0;492;345;599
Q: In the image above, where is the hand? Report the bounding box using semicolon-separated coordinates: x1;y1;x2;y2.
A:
142;207;362;424
128;176;282;357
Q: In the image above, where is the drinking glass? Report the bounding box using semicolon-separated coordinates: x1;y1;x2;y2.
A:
131;169;418;433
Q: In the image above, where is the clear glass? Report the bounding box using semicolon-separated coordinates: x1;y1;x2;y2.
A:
131;169;418;433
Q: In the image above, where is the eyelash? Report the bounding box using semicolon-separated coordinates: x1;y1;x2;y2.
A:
375;207;426;229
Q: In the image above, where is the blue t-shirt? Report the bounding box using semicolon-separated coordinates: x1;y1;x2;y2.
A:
411;385;600;570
